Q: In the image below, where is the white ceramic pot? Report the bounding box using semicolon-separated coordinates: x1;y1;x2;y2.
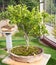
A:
9;46;43;63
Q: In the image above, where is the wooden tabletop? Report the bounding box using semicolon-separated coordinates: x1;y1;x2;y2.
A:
2;54;51;65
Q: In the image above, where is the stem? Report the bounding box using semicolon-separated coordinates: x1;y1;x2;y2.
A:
24;32;29;47
21;24;29;47
21;24;29;49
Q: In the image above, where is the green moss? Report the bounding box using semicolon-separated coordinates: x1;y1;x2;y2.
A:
11;46;42;56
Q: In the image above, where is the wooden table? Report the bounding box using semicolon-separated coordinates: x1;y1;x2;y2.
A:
2;54;51;65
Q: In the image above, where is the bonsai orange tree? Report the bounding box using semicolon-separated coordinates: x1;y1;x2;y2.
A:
0;4;51;46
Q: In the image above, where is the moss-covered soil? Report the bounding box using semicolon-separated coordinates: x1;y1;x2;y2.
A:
11;46;42;56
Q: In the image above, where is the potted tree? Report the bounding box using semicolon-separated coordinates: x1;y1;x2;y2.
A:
0;4;50;63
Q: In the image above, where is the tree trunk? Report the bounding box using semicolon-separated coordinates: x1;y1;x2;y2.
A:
21;24;29;47
24;32;29;47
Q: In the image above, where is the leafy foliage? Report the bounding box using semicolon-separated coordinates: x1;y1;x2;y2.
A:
14;0;39;11
0;4;51;46
0;0;39;12
2;4;48;37
0;0;16;12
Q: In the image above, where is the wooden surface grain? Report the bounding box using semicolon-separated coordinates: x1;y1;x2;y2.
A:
2;54;51;65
